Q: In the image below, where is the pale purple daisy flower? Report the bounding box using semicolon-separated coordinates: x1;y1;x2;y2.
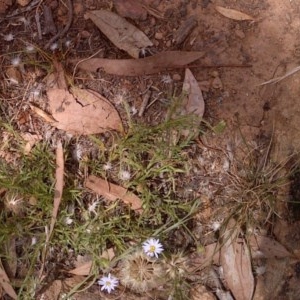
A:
142;238;164;258
97;273;119;293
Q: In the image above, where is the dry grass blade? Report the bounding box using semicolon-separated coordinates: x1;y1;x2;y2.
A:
85;175;143;212
74;51;205;76
260;65;300;85
0;261;17;299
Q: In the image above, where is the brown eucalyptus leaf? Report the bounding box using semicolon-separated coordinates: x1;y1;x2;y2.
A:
38;280;62;300
249;235;292;258
47;88;123;135
215;6;254;21
220;220;254;300
114;0;147;20
68;261;92;276
75;51;205;76
85;10;152;58
85;175;143;213
51;141;64;238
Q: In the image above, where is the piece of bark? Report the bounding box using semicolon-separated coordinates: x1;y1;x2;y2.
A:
173;16;198;44
43;5;57;35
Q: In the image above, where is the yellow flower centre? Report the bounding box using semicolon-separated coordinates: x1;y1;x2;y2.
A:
149;245;156;253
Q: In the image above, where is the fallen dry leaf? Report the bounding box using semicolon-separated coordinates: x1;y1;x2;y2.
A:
85;10;152;58
50;141;64;238
40;141;64;277
74;51;205;76
30;105;57;123
21;132;42;155
69;248;115;276
85;175;143;212
220;220;254;300
47;87;123;135
114;0;147;20
182;68;205;117
0;261;17;299
68;261;92;276
249;235;292;258
38;280;62;300
215;6;254;21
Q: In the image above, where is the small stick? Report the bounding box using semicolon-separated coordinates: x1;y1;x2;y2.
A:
44;0;73;49
139;90;151;117
35;11;42;40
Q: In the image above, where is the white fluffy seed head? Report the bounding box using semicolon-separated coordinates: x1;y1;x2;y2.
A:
25;44;35;53
11;57;21;66
119;170;131;181
3;33;14;41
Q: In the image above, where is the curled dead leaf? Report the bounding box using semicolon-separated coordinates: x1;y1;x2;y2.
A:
85;10;152;58
215;6;254;21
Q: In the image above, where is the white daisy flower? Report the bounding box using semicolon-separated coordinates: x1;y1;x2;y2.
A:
119;170;131;181
3;33;14;41
97;273;119;294
142;238;164;258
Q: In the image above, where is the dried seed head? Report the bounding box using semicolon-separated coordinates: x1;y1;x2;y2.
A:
163;252;188;280
119;250;166;293
4;193;24;215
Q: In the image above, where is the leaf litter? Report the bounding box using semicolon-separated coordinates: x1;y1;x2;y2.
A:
85;10;153;58
215;6;254;21
220;219;254;300
74;51;205;76
46;61;123;135
85;175;143;213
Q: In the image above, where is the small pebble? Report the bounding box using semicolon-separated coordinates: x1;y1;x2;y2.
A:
166;40;172;48
211;71;219;78
212;77;223;89
235;29;246;39
155;32;164;40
